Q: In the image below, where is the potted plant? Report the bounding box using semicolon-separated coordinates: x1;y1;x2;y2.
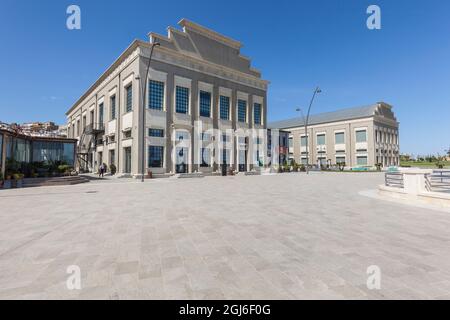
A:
110;164;117;176
13;173;25;188
338;162;346;172
375;163;382;171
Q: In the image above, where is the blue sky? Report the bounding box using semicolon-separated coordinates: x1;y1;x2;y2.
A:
0;0;449;155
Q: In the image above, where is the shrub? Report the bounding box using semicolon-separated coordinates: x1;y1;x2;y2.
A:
13;173;24;180
110;164;117;175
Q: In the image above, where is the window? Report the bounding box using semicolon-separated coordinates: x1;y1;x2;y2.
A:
201;132;211;141
76;120;80;136
90;110;94;124
200;148;211;167
220;95;230;120
110;95;116;120
289;137;293;148
253;103;262;125
99;103;104;124
109;149;115;166
336;156;346;164
199;91;211;117
300;136;308;147
148;146;164;168
357;156;368;166
123;130;132;139
125;84;133;112
82;115;86;130
176;86;189;114
149;128;164;137
317;134;326;146
176;131;189;141
356;130;367;143
238;100;247;122
149;80;164;110
335;132;345;144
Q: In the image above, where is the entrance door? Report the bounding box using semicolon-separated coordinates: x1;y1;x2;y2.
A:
124;147;131;174
176;147;188;173
221;149;228;176
239;150;247;172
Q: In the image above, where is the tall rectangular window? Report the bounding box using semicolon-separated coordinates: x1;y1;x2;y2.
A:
238;99;247;123
199;91;211;117
99;103;104;124
335;132;345;144
109;149;115;166
253;103;262;125
149;80;164;110
148;128;164;137
356;130;367;143
200;148;211;167
288;137;293;148
176;86;189;114
110;95;116;120
317;134;326;146
126;84;133;112
148;146;164;168
219;95;230;120
76;120;80;136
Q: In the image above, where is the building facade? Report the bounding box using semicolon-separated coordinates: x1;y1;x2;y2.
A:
269;102;400;168
66;19;268;177
0;124;76;178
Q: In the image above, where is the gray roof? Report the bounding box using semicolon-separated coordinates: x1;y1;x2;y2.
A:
268;104;379;129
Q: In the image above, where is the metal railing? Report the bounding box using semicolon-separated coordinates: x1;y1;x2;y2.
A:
385;172;404;188
425;170;450;193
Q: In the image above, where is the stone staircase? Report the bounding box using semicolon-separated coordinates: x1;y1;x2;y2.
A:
22;176;90;188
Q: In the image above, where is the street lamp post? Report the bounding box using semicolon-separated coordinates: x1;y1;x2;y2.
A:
296;87;321;174
138;42;160;182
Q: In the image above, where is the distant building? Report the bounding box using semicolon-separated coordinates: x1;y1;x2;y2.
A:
267;129;290;166
268;102;400;168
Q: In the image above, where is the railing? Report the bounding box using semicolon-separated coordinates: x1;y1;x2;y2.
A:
84;123;105;134
425;170;450;193
385;172;404;188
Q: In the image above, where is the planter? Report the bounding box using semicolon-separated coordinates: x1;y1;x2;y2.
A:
16;179;23;188
3;180;11;189
147;169;153;179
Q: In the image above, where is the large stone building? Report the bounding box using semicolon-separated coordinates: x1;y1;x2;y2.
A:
268;102;400;168
66;19;268;177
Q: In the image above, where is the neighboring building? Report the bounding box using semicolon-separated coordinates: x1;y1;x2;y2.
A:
268;102;400;168
267;129;290;166
0;124;77;178
66;19;268;177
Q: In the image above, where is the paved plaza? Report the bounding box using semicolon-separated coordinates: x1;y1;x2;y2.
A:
1;172;450;300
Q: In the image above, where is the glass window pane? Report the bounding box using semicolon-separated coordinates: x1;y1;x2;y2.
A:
220;96;230;120
238;100;247;122
149;80;164;110
149;129;164;137
300;136;308;146
110;96;116;120
253;103;262;125
148;146;164;168
199;91;211;117
335;132;345;144
356;130;367;143
317;134;325;145
176;86;189;114
357;156;368;166
126;85;133;112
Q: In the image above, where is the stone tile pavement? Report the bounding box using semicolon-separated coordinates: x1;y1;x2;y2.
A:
1;172;450;300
